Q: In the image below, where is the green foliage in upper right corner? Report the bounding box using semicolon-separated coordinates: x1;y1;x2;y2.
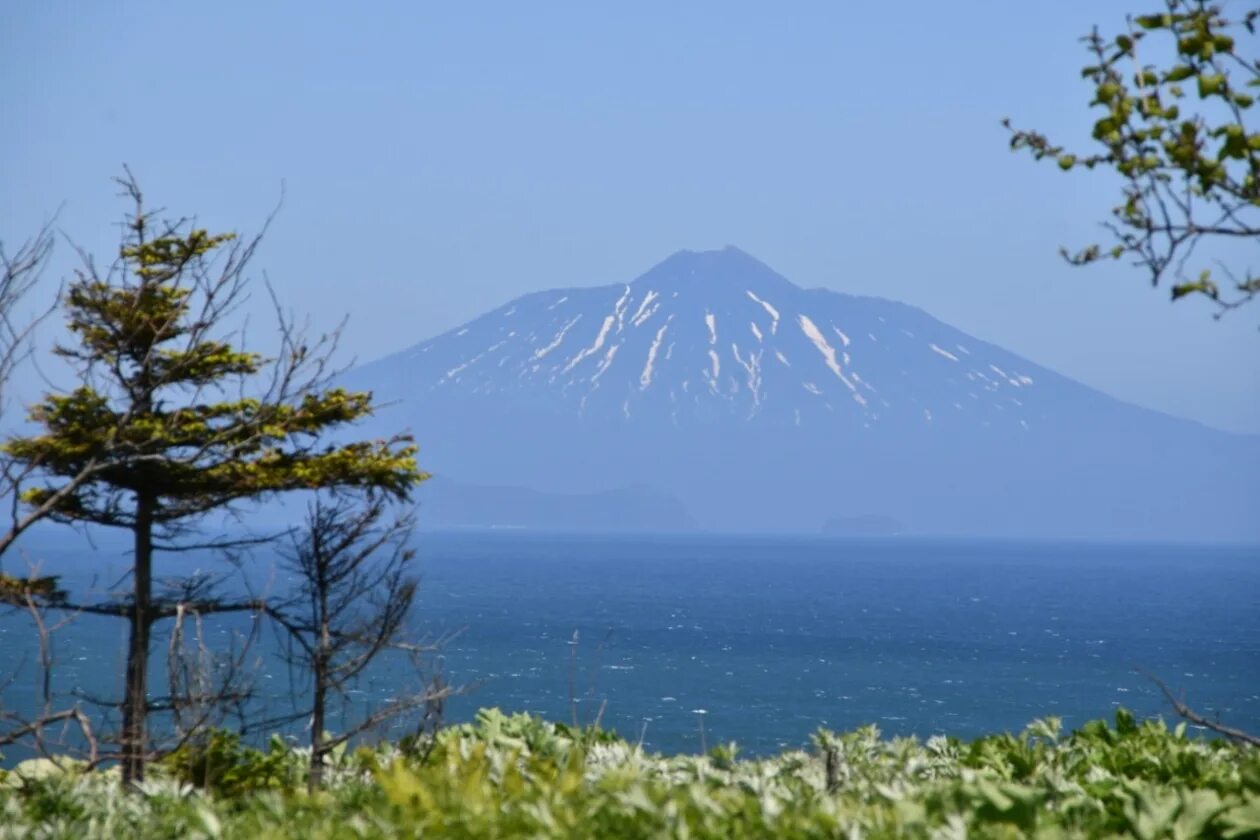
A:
1004;1;1260;313
1;707;1259;838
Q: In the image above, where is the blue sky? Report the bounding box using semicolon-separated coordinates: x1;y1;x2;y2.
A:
3;0;1257;432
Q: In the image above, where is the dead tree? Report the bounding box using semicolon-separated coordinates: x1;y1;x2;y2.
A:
0;225;50;416
0;224;101;758
0;223;110;565
1;561;270;768
269;494;450;790
163;583;262;744
0;570;99;765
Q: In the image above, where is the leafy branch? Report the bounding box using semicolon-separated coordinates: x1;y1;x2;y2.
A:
1005;1;1260;315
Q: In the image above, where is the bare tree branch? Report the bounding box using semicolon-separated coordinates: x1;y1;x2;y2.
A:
1139;668;1260;748
269;493;451;789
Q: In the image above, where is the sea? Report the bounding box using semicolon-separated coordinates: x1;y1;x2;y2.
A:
1;532;1257;757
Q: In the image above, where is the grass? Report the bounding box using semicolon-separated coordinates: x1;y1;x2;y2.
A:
1;708;1258;838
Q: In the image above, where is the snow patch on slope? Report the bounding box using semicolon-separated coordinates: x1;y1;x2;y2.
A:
640;320;671;389
534;315;582;359
563;315;615;373
591;344;619;383
731;343;763;408
631;290;659;326
798;315;857;393
746;290;779;334
613;285;632;332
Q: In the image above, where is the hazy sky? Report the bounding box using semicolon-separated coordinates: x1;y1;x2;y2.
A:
3;1;1258;432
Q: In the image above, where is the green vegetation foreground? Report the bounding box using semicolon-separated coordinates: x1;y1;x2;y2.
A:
1;709;1257;839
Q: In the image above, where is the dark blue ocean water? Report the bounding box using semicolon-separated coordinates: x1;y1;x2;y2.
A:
1;532;1257;756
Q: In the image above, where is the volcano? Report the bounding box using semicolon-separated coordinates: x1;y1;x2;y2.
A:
348;247;1258;540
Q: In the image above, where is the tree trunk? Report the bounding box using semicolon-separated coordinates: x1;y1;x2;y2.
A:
309;567;331;791
310;674;326;791
121;492;154;786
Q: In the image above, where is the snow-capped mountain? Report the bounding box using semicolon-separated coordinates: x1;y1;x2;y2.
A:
380;247;1052;429
350;247;1258;540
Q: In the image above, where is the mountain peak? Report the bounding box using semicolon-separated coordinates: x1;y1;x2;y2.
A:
349;247;1258;541
633;246;799;293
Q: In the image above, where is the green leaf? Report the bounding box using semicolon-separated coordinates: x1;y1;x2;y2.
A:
1220;798;1260;839
1134;14;1170;29
1057;154;1077;170
1097;81;1121;102
1092;117;1119;140
1171;277;1218;301
1198;74;1226;97
1174;789;1225;838
1177;35;1204;56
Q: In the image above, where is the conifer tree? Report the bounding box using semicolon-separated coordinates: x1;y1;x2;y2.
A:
2;174;424;784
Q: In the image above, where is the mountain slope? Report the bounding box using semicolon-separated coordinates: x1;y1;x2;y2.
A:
351;247;1259;540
